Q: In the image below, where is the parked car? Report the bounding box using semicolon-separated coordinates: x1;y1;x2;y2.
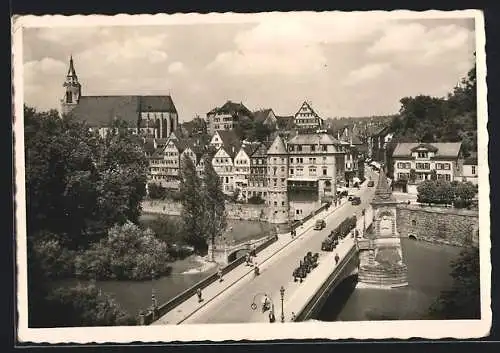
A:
351;196;361;206
368;180;375;187
314;219;326;230
348;195;355;201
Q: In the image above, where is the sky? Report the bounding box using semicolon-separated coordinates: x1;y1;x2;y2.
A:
22;12;476;122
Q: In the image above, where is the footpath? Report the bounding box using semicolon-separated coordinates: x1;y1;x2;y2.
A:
153;190;361;325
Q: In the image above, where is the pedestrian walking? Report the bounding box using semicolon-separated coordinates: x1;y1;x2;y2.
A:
335;253;340;265
269;306;276;323
218;268;223;282
196;288;203;303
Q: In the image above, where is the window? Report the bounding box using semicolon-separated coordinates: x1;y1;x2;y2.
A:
282;201;285;206
297;145;302;152
417;151;427;158
445;174;451;181
281;166;285;172
290;158;294;164
323;168;328;176
443;163;451;170
411;220;416;227
311;145;316;152
472;165;476;175
290;169;294;174
322;145;327;152
274;201;277;207
309;167;317;176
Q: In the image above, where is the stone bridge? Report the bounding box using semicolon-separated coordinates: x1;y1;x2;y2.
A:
207;235;273;266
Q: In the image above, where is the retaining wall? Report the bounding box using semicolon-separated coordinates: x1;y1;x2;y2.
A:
396;204;479;247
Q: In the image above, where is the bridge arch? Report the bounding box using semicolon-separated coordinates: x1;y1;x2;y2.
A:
227;248;251;263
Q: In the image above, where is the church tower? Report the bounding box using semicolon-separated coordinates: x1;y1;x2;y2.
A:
61;55;81;115
266;134;289;226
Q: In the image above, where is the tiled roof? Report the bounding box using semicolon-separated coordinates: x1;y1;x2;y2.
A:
276;116;295;130
139;96;177;113
69;95;177;128
253;109;273;123
392;142;462;158
288;133;340;145
242;144;258;157
250;142;269;158
267;135;287;155
216;130;241;149
208;100;253;117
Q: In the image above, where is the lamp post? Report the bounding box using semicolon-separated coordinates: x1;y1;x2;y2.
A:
151;269;157;315
362;209;366;238
280;286;285;323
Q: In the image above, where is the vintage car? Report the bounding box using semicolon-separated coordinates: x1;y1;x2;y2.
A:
368;180;375;187
314;219;326;230
351;196;361;206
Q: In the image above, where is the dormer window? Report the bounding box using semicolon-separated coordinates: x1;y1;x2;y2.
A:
417;151;427;158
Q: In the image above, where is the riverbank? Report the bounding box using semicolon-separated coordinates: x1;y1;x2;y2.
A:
142;200;268;221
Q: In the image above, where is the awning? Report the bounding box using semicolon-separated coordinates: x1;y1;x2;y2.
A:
287;177;318;182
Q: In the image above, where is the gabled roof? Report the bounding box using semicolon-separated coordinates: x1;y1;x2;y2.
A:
253;109;274;123
215;130;240;149
250;142;269;158
208;100;253;117
276;116;295;130
392;142;462;159
410;143;439;153
288;133;339;145
69;95;177;128
267;134;287;155
295;101;321;118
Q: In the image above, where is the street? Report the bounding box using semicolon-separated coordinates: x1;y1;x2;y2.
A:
182;172;377;324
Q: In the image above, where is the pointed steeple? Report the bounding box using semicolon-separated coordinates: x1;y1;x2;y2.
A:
67;55;77;78
371;165;396;204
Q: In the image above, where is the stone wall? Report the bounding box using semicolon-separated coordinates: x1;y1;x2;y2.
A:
396;204;479;247
142;200;268;221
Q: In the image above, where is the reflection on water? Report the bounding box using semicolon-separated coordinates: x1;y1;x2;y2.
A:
54;217;272;316
317;238;463;321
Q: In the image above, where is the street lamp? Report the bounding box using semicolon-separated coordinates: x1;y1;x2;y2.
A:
151;269;157;318
280;286;285;323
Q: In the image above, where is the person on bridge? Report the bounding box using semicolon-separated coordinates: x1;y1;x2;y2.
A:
218;268;223;282
269;307;276;323
335;253;340;265
261;294;270;312
196;288;203;303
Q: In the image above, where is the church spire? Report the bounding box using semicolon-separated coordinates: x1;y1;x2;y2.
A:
67;55;77;78
371;164;396;204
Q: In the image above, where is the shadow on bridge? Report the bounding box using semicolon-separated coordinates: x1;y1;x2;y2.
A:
312;274;359;321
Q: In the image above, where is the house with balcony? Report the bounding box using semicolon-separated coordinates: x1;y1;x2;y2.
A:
391;142;464;192
286;133;344;219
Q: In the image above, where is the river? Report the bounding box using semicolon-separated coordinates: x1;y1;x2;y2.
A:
54;216;272;316
315;238;463;321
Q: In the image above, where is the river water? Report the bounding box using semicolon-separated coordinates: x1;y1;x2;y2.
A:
54;216;272;316
316;238;463;321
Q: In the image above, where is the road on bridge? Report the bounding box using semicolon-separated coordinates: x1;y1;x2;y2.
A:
181;172;378;324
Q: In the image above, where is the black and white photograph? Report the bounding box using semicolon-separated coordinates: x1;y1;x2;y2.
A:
13;10;490;343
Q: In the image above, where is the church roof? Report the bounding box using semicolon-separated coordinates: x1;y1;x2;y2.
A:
68;95;177;128
67;55;77;78
371;168;397;204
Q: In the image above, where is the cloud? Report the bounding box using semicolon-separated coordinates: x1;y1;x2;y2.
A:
344;63;391;86
206;14;388;76
168;61;187;74
367;23;474;68
24;57;67;77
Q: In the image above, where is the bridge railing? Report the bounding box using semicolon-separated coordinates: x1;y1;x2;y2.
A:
140;233;279;325
294;244;358;322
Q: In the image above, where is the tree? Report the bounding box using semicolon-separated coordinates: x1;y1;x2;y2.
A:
201;156;228;257
24;106;149;249
430;169;437;181
417;180;437;204
148;183;167;199
178;154;206;253
74;222;172;280
44;283;136;327
429;247;480;319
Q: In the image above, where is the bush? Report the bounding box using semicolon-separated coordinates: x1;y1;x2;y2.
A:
45;283;136;327
248;195;265;204
417;180;477;206
74;222;173;280
31;237;76;279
